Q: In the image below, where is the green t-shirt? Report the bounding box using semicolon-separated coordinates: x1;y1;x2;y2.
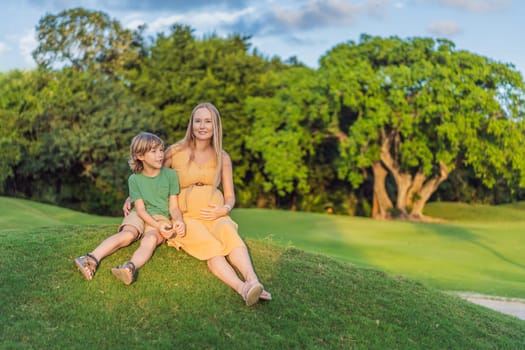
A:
128;167;180;219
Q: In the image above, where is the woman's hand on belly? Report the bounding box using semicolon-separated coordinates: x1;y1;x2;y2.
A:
200;203;228;220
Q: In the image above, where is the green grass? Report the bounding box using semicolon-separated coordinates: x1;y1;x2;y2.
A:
1;196;524;298
232;203;525;299
424;201;525;223
0;196;119;229
1;224;524;349
1;196;524;348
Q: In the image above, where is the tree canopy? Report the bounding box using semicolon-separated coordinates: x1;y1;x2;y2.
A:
3;9;525;219
32;7;142;78
2;68;160;214
320;35;525;219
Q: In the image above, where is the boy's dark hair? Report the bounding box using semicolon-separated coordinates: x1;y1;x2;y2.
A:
128;132;164;173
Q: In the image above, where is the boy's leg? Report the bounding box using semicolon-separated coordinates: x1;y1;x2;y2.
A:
111;216;168;284
90;225;141;262
111;229;164;285
75;225;141;281
129;229;165;269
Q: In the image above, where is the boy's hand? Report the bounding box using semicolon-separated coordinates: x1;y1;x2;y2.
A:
172;219;186;238
158;222;174;239
122;197;132;216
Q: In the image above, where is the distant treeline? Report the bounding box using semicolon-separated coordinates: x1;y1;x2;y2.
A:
1;8;525;218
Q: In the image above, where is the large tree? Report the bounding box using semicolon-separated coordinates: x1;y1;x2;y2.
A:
9;69;160;214
321;35;525;219
32;7;143;77
0;71;42;189
245;65;335;210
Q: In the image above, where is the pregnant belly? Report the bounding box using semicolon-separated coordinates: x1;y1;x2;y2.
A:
179;185;224;217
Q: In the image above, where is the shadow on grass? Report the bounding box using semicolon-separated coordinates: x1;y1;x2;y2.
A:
419;222;525;271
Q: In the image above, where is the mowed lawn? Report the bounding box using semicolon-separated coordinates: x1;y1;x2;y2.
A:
232;202;525;299
1;197;524;349
2;196;524;298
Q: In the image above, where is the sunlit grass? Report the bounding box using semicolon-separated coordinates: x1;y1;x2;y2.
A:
2;196;524;298
0;196;119;229
1;224;524;349
232;205;525;298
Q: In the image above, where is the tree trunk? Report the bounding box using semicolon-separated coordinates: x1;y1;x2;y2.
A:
290;192;297;211
379;133;450;220
379;136;410;217
395;173;412;216
406;171;426;209
371;161;393;219
256;195;267;208
410;162;450;219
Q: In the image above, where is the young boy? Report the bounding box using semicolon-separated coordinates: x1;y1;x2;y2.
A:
74;132;185;285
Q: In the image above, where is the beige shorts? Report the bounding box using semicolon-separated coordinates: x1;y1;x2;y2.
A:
119;211;171;240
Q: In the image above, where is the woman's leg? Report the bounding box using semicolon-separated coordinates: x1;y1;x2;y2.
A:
222;248;263;305
228;246;272;300
227;246;259;282
207;256;245;295
90;225;140;262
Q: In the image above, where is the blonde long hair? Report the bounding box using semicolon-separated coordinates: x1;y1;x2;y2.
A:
173;102;223;186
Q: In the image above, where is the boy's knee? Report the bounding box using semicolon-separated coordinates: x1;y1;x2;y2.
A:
141;231;161;246
120;225;140;240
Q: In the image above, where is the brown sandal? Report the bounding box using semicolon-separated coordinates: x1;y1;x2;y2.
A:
111;261;136;285
74;253;99;280
242;281;263;306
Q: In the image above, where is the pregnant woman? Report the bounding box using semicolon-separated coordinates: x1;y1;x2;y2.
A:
127;102;271;306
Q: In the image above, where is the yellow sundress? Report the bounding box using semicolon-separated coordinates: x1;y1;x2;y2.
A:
166;147;246;260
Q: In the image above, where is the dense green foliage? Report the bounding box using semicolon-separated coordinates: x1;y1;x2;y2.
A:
321;35;525;219
32;7;142;77
1;218;524;349
1;68;159;214
2;8;525;217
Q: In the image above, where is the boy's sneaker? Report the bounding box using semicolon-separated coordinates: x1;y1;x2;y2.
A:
111;261;136;285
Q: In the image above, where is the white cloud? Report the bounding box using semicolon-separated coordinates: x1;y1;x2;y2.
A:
427;20;462;36
438;0;511;13
0;42;10;55
19;31;37;67
123;6;256;36
272;0;359;29
393;0;408;9
260;0;391;34
364;0;391;18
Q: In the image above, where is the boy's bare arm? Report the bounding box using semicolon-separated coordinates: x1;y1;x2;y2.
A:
169;194;186;237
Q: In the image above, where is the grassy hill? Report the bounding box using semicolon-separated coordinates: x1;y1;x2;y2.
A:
1;196;524;297
1;197;524;348
231;203;525;299
0;196;120;229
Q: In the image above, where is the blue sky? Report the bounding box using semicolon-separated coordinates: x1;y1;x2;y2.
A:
1;0;523;77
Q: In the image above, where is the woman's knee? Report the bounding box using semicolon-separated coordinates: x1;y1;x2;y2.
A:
207;255;224;273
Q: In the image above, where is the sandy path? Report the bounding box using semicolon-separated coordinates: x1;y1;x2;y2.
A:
456;293;525;321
